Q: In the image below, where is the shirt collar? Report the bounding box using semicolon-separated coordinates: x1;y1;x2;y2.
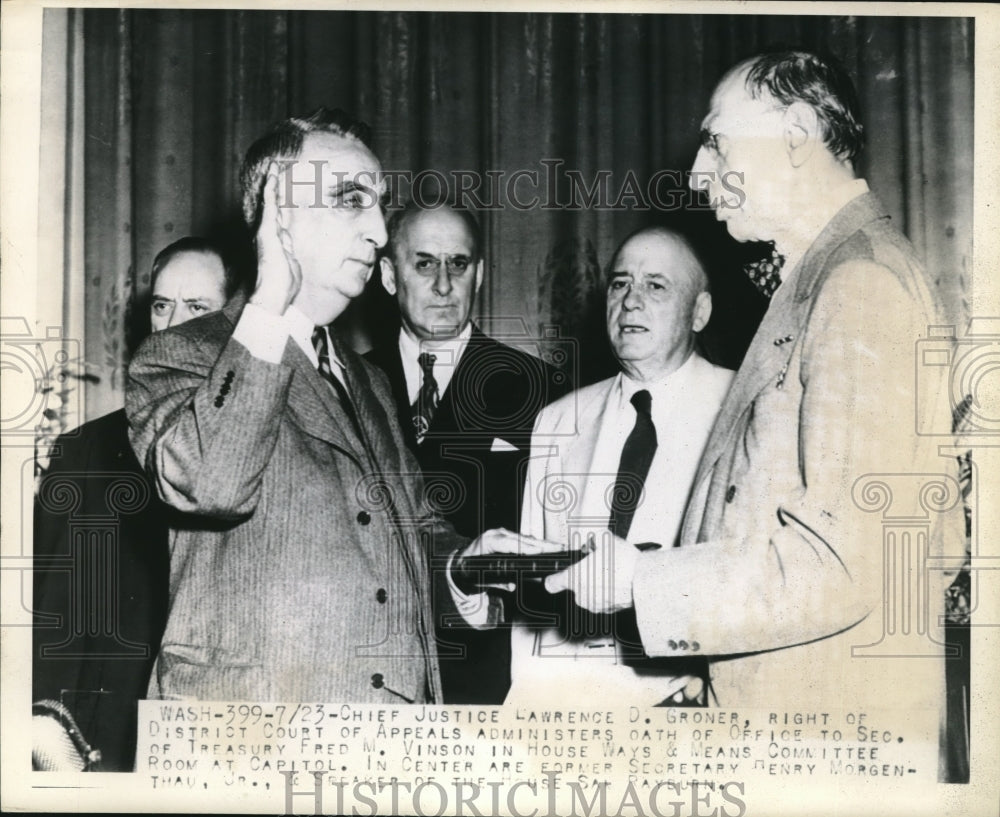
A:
615;350;698;411
287;304;343;371
398;322;473;369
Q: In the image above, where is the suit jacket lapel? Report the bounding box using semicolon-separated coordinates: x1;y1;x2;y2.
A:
430;324;505;437
563;380;612;473
282;340;367;463
375;343;416;449
429;328;477;438
691;290;801;490
336;333;404;471
690;193;888;494
792;192;888;305
220;298;363;460
561;378;616;523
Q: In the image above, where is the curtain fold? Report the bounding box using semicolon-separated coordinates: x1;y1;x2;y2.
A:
81;10;134;418
50;10;972;420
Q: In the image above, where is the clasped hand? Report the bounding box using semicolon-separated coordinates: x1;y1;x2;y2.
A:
457;529;639;613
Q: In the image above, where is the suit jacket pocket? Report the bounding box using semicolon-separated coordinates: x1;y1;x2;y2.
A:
157;643;265;701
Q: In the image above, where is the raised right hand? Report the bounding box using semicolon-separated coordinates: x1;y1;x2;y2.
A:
250;162;302;315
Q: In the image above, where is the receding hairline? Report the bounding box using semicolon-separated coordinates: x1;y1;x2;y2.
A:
610;227;709;292
708;60;760;108
151;249;228;292
239;107;375;230
387;206;481;262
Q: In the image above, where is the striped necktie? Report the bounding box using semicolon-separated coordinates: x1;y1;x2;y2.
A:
311;326;361;438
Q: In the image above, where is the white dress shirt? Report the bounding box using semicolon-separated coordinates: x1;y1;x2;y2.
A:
504;351;734;705
397;323;473;406
233;303;346;385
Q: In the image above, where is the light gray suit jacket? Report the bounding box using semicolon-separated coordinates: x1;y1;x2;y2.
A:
632;193;963;720
127;299;463;703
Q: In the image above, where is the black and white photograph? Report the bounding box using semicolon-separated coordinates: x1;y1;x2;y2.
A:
1;2;996;814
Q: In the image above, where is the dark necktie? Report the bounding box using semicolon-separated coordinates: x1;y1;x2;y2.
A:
608;390;657;539
609;390;712;705
743;244;785;299
569;390;657;652
412;352;439;445
311;327;362;438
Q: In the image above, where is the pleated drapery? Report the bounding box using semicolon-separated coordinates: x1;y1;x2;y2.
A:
40;10;973;420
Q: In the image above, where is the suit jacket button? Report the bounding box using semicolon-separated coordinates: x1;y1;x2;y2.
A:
725;485;737;503
678;640;689;650
357;510;371;525
376;588;387;604
371;673;384;689
667;640;677;650
691;641;700;651
214;397;224;408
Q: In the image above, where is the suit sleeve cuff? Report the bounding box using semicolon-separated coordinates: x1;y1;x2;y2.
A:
633;548;699;656
232;303;290;364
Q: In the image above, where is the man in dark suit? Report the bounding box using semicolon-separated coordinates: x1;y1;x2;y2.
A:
33;237;234;770
368;203;566;703
126;109;525;705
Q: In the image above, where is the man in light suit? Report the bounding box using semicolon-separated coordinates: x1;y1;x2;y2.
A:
452;226;733;704
369;203;566;703
127;109;523;703
546;51;963;762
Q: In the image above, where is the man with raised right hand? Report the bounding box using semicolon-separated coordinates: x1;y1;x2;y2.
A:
127;108;533;703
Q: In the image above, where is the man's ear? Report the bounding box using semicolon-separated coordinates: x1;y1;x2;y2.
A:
692;290;713;333
473;258;485;295
379;257;397;296
783;101;820;168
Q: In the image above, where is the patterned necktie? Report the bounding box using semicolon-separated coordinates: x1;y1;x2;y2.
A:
311;327;362;438
608;390;657;539
743;244;785;298
412;352;439;445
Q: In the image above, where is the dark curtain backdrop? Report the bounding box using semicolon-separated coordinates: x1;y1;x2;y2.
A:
62;9;973;419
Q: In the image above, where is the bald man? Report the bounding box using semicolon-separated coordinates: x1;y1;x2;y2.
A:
451;226;733;704
148;236;233;332
369;202;566;704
